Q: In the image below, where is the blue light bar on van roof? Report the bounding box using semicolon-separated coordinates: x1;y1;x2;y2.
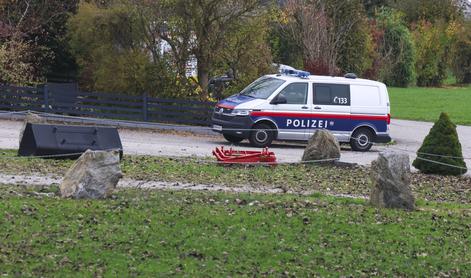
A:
280;69;310;79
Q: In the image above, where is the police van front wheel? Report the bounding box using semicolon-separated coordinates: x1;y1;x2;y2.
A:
223;133;244;144
350;128;374;152
249;123;275;148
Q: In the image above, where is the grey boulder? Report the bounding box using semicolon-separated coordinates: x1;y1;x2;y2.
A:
302;129;341;162
19;112;48;146
60;150;122;199
370;151;415;210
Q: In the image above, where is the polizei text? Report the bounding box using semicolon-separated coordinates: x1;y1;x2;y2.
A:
286;119;331;128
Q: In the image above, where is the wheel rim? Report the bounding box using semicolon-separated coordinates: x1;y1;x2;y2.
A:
255;130;268;143
357;134;369;147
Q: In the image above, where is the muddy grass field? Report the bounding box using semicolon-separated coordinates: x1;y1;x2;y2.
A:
0;150;470;203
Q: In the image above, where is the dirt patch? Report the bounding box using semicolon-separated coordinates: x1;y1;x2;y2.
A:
0;173;369;199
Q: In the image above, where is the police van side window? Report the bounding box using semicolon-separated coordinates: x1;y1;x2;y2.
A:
313;84;350;106
277;83;308;104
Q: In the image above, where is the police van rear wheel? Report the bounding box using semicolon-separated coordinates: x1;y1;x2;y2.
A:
249;123;275;148
223;133;244;144
350;128;374;152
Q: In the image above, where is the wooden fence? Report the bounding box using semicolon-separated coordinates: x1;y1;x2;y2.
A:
0;84;216;126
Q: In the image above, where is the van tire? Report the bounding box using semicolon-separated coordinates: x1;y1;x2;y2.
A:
350;128;374;152
223;133;244;144
249;123;275;148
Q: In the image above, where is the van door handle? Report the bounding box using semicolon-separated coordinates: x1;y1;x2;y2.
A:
314;106;322;110
301;106;309;109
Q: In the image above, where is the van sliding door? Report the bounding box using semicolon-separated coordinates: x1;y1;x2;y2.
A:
310;83;351;141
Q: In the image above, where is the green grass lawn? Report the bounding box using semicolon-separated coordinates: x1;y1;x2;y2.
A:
389;86;471;125
1;150;471;276
1;186;470;277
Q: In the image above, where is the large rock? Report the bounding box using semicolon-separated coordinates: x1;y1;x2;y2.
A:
370;151;415;210
60;150;122;199
302;129;341;162
19;112;48;146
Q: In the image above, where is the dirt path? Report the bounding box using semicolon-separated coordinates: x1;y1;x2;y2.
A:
0;172;368;199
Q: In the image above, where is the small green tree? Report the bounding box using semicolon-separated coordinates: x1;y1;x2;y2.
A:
413;112;467;176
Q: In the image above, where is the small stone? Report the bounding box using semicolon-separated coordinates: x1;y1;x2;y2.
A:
249;201;260;206
60;150;122;199
18;113;48;146
235;198;246;205
302;130;340;162
303;217;310;224
370;151;415;210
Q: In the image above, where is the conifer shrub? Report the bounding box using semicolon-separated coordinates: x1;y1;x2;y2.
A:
412;112;467;176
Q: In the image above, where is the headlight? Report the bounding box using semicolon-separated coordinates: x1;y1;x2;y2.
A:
231;109;252;116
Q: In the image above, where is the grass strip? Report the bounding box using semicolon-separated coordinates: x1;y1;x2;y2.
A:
389;86;471;125
0;149;470;204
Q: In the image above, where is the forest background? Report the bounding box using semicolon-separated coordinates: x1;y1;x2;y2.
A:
1;0;470;100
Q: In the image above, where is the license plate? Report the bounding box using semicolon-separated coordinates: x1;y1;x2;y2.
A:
213;125;223;131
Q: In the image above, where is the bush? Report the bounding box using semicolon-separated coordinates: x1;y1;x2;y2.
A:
412;112;467;176
450;22;471;84
0;40;50;86
376;9;416;87
412;20;450;87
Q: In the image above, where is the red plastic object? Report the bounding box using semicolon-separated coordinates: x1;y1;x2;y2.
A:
212;146;277;164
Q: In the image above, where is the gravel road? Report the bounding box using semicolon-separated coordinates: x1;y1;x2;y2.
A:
0;119;470;173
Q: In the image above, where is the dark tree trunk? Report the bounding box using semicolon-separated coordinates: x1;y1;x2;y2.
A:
197;60;209;99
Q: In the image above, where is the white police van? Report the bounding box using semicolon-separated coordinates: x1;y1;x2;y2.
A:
211;69;391;151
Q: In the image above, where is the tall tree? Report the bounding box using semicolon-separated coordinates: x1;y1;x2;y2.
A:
450;21;471;84
389;0;464;23
0;0;78;83
173;0;266;97
412;20;451;87
335;0;374;76
283;0;357;75
362;0;389;16
282;0;372;76
376;9;416;87
124;0;269;98
69;0;273;98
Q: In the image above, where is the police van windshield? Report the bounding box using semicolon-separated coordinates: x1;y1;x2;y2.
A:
239;77;285;99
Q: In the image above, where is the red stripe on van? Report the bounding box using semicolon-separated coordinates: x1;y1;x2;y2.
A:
217;104;235;109
249;111;388;121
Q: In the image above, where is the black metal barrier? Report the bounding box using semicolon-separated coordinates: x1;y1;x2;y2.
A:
18;123;123;159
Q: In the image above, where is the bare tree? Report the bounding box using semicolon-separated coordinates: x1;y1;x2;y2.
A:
283;0;357;75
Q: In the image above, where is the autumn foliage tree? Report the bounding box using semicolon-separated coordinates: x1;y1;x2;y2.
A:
412;20;451;87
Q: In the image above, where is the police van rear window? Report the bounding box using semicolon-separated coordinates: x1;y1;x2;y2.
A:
240;78;286;99
313;84;350;106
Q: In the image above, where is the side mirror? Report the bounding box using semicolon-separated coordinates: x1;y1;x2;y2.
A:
271;95;287;105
